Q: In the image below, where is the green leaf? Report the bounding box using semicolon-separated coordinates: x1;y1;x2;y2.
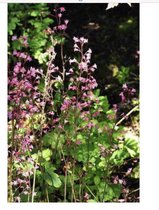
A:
43;18;54;25
94;89;100;97
103;184;121;201
98;96;109;112
30;10;39;17
124;138;139;157
94;176;100;185
110;148;128;165
52;173;62;188
31;153;38;161
111;184;121;198
44;172;53;186
131;165;139;179
125;147;136;157
42;149;52;161
42;131;56;146
38;79;45;92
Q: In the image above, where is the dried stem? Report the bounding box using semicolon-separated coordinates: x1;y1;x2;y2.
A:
116;105;139;126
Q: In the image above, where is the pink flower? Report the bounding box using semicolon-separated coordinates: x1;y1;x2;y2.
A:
49;65;59;73
119;92;126;103
61;99;71;111
8;111;12;120
80;37;88;44
53;118;59;123
122;83;128;90
60;7;65;12
40;101;45;107
31;67;36;77
13;50;18;56
87;122;94;129
20;67;26;73
27;55;32;62
89;64;97;72
68;85;77;91
78;77;86;83
64;19;69;25
79;62;88;71
84;117;89;121
81;86;89;91
58;24;67;30
66;68;74;76
58;125;63;129
58;13;62;18
92;111;100;117
48;111;54;116
113;104;118;113
12;180;18;186
81;102;90;108
73;37;88;44
11;77;18;85
73;37;80;43
20;52;27;59
14;65;20;74
23;40;28;46
74;43;80;52
24;81;32;90
12;35;17;41
13;50;20;57
76;140;81;145
76;102;82;110
131;88;136;94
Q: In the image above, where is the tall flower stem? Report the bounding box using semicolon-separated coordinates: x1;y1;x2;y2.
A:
31;158;38;202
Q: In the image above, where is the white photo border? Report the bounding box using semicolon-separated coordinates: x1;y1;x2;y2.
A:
1;1;159;209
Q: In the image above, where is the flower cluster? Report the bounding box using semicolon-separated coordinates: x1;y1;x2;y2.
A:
13;50;32;61
119;83;136;103
8;60;42;121
60;36;98;116
44;7;69;35
53;7;69;32
8;49;44;200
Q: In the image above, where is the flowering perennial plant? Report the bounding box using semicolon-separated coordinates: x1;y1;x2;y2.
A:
8;6;139;202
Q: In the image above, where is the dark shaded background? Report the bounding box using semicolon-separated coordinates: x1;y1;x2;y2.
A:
52;3;139;106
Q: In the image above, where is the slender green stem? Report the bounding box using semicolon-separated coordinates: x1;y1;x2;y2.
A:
31;160;38;202
64;171;67;202
59;147;68;202
85;184;98;201
69;173;76;202
79;183;82;201
45;186;49;202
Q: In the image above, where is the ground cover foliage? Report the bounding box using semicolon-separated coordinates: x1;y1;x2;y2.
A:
8;3;139;202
